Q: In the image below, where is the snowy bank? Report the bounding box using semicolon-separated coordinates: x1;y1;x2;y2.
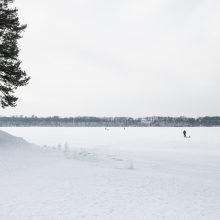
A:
0;130;28;146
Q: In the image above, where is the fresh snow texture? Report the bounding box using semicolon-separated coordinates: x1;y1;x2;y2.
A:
1;127;220;220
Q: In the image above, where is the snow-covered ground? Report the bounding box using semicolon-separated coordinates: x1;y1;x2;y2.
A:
1;127;220;220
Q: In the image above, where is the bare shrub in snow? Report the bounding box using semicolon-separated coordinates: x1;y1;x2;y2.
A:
64;142;70;152
127;160;134;170
57;144;62;151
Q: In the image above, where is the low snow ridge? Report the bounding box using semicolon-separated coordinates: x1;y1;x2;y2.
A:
0;130;27;146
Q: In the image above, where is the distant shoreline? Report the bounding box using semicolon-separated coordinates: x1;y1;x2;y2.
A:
1;116;220;127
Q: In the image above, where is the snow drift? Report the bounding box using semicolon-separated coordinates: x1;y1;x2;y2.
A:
0;130;28;146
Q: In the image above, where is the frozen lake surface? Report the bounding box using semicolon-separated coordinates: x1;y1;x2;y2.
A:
1;127;220;220
2;126;220;149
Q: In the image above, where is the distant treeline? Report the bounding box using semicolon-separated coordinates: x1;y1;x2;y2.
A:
0;116;220;127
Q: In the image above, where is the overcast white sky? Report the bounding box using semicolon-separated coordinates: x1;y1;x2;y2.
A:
1;0;220;117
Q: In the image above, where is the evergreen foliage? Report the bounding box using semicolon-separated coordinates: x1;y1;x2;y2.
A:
0;0;29;108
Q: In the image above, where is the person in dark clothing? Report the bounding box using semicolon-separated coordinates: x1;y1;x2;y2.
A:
183;130;187;138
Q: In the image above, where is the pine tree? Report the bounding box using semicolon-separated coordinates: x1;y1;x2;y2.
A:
0;0;30;108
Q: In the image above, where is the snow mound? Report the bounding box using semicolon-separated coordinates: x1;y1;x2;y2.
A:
0;130;28;146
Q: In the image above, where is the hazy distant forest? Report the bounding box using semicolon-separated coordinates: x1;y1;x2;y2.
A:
0;116;220;127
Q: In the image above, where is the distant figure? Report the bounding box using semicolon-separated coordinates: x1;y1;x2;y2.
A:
183;130;187;138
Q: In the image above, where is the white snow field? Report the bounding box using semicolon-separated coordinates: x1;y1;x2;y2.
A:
1;127;220;220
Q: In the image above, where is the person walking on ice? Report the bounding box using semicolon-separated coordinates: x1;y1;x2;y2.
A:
183;130;187;138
